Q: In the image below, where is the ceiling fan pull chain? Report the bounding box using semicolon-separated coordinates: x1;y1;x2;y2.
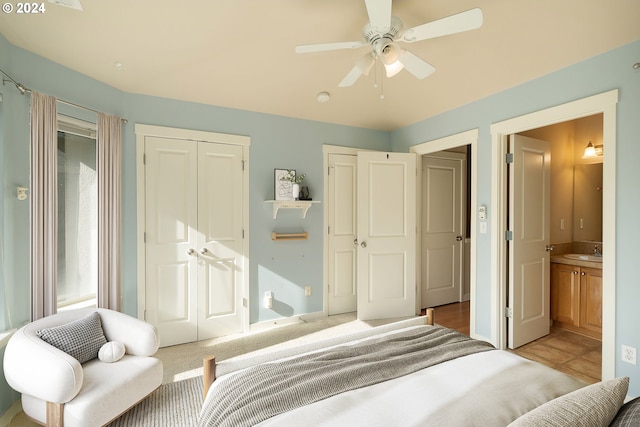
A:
378;58;385;99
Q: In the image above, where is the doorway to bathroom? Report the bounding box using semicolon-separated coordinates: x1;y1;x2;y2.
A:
492;89;617;380
507;114;604;381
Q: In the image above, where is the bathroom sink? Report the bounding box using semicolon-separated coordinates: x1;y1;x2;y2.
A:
563;254;602;262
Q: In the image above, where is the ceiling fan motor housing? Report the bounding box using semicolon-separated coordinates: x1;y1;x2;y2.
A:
363;16;403;46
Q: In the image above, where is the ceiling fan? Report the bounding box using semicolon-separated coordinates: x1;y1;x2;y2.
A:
295;0;483;87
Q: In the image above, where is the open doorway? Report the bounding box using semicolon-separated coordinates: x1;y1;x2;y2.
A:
491;90;617;380
502;115;604;383
420;148;469;307
411;129;478;337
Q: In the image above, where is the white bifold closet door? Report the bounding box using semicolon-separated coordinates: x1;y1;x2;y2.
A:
144;136;244;347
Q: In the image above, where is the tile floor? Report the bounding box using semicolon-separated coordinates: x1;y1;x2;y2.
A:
432;301;602;384
511;325;601;384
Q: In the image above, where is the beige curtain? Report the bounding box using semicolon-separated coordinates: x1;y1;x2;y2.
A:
30;92;58;320
97;113;122;310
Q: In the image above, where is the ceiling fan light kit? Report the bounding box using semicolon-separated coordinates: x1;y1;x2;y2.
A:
296;0;483;89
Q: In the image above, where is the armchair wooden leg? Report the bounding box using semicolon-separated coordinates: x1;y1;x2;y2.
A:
46;401;64;427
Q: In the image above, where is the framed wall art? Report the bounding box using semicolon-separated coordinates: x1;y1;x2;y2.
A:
274;168;295;200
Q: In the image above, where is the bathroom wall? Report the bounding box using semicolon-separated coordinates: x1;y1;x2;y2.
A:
520;114;603;249
520;121;575;245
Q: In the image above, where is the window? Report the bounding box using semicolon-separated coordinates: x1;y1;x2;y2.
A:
56;116;97;311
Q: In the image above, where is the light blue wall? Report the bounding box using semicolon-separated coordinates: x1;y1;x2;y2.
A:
2;31;640;417
0;34;390;416
120;94;390;319
392;39;640;394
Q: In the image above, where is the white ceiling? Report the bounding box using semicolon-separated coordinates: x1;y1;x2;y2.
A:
1;0;638;130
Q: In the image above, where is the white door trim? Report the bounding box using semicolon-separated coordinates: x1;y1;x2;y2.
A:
410;129;479;339
135;124;251;334
490;90;618;380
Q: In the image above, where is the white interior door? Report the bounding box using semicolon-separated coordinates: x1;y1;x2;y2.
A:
145;137;198;346
508;134;551;349
421;154;464;308
357;152;416;320
197;143;244;339
145;138;244;347
327;154;358;315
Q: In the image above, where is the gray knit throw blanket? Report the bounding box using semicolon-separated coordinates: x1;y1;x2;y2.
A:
199;325;495;426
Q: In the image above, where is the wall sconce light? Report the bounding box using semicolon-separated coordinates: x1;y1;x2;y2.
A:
582;141;603;159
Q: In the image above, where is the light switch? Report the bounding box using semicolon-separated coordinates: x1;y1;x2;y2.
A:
480;222;487;234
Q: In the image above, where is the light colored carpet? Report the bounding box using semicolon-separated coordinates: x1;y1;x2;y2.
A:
10;312;410;426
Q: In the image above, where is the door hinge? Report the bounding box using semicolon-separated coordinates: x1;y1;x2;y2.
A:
242;229;245;239
242;298;248;308
143;232;146;243
143;153;146;165
143;310;147;321
505;307;513;318
505;153;514;164
241;160;245;171
328;226;330;235
505;230;513;241
328;166;331;176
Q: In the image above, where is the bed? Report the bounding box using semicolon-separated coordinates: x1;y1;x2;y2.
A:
199;311;633;427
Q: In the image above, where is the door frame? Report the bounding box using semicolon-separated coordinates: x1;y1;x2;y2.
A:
134;124;251;334
410;129;479;336
491;90;618;379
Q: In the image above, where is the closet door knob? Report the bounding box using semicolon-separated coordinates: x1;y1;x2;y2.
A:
201;248;208;255
187;248;196;256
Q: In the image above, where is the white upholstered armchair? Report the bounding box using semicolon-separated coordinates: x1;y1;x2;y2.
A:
3;307;163;427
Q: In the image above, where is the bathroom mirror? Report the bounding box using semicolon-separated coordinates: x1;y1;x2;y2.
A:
573;163;603;242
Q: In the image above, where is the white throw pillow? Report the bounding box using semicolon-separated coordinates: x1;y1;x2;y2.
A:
508;376;629;427
98;341;126;363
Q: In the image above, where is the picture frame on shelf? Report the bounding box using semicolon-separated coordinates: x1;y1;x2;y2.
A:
274;168;295;201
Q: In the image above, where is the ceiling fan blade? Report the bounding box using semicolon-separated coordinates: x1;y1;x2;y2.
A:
401;8;483;43
339;53;375;87
295;41;366;54
399;50;436;79
364;0;392;33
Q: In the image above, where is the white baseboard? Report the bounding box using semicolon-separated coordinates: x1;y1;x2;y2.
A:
0;400;21;427
249;311;325;334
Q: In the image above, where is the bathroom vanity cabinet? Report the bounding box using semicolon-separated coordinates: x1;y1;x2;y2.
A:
551;261;602;339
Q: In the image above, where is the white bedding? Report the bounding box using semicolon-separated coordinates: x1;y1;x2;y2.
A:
254;350;583;426
202;320;585;426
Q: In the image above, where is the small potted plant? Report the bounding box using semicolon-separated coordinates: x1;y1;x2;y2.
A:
281;169;306;200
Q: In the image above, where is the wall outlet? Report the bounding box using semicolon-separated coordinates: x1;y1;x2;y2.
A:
622;344;637;365
304;286;311;296
263;291;274;309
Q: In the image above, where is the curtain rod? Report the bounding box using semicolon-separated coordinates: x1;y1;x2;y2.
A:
0;68;128;124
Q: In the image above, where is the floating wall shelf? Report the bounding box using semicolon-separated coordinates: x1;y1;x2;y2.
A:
265;200;321;219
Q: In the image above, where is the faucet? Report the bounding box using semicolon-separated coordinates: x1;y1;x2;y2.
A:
593;244;602;257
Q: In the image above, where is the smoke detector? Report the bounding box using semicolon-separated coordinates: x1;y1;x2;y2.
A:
317;92;331;103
